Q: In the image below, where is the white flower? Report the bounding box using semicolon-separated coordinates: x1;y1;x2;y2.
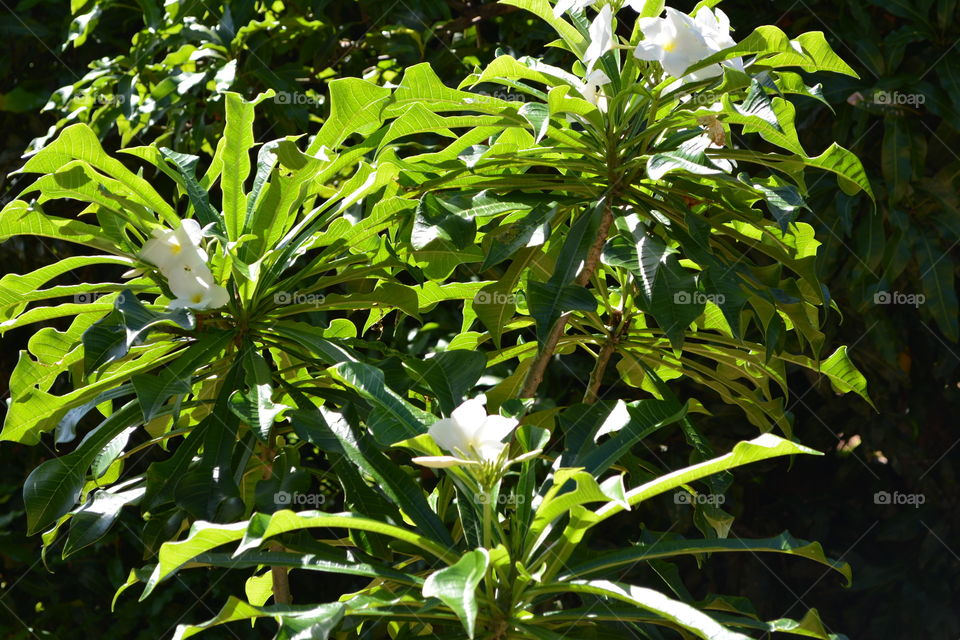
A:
141;219;208;273
166;263;230;310
633;6;742;82
634;8;717;81
584;5;614;71
693;7;743;71
412;398;518;469
578;69;611;110
553;0;597;17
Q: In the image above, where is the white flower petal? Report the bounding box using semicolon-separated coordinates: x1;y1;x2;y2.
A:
553;0;594;16
177;219;204;247
206;284;230;309
552;0;576;16
411;456;467;468
451;398;488;434
428;417;472;454
475;440;507;463
584;5;614;71
633;40;664;62
478;414;519;443
585;69;611;86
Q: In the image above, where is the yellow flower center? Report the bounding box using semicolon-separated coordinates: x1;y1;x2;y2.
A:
191;293;204;304
663;39;677;52
170;243;182;255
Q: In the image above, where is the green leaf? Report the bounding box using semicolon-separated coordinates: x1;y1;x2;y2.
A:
480;205;553;271
271;321;359;364
422;549;489;639
330;362;434;445
918;234;959;341
647;256;701;351
500;0;587;55
174;598;345;640
236;510;457;562
0;255;133;321
519;102;550;142
83;291;195;375
406;350;487;416
228;348;288;441
802;143;874;198
323;408;454;546
192;549;419;586
0;200;120;253
602;231;673;301
635;0;665;18
131;370;191;423
412;192;478;251
221;90;274;240
577;399;688;475
648;135;727;181
17;124;177;225
159;148;223;233
593;434;821;523
64;483;145;558
23;401;143;534
2;317;180;444
529;469;629;551
307;78;392;153
527;281;597;346
531;580;751;640
563;530;852;585
818;346;874;408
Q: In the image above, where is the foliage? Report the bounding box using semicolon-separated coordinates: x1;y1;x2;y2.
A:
15;0;539;155
0;0;923;638
704;1;960;637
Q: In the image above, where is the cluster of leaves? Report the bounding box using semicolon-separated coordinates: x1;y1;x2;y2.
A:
0;0;880;638
14;0;541;155
708;0;960;636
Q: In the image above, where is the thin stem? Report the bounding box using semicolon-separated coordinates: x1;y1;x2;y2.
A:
482;485;498;615
583;338;616;404
520;203;616;399
270;542;293;605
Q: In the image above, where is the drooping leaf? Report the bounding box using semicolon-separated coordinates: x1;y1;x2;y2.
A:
422;549;489;639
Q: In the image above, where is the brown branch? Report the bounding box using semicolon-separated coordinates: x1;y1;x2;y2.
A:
260;441;293;605
270;542;293;605
584;337;616;404
520;205;615;399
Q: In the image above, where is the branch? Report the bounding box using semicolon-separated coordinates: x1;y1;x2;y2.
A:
270;542;293;605
261;442;293;605
584;335;617;404
520;205;615;399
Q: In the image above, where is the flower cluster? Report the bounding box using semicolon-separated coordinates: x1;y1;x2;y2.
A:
413;398;518;469
141;219;229;310
561;1;742;104
413;398;541;487
634;6;743;81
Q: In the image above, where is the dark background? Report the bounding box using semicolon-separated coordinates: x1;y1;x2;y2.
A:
1;0;957;638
